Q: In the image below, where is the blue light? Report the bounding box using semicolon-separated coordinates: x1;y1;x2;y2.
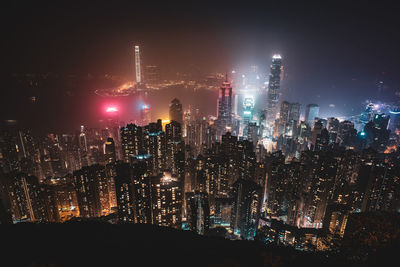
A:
148;131;163;136
135;154;151;160
360;131;366;136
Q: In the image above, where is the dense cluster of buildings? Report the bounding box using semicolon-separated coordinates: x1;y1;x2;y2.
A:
210;55;400;160
0;53;399;252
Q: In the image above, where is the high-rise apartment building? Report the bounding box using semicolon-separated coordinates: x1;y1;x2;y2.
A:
186;191;210;235
121;124;145;163
230;179;262;240
114;162;135;223
150;172;182;228
73;165;110;218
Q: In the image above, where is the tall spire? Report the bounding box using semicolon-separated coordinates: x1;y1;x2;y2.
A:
135;45;142;84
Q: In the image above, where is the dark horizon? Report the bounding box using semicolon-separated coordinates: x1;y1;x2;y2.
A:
3;2;400;78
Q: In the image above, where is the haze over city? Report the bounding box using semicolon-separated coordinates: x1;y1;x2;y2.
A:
2;1;400;132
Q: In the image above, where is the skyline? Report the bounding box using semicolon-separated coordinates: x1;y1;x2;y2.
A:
1;48;398;133
1;2;400;266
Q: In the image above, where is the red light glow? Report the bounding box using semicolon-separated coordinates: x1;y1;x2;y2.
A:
106;107;118;113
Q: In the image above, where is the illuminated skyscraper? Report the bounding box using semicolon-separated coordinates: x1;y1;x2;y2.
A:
216;78;233;139
243;96;255;125
134;45;142;84
186;191;210;235
2;173;44;222
278;101;301;137
146;126;166;175
131;157;152;224
169;98;183;125
265;55;282;125
217;79;233;126
279;101;291;125
78;126;89;167
230;179;262;240
73;165;111;218
114;162;135;223
140;104;151;126
165;120;184;175
305;104;320;127
150;172;182;228
104;138;116;164
121;124;145;163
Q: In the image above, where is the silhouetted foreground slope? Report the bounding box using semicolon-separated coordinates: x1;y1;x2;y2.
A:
0;222;379;266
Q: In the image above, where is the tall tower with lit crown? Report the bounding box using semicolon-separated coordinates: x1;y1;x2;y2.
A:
217;76;233;127
135;45;142;84
266;54;282;125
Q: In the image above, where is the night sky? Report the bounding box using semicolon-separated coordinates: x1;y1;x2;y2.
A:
2;1;400;130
